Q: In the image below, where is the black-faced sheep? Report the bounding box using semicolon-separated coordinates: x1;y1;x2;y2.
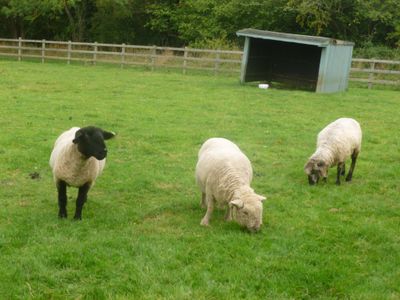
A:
195;138;266;232
49;126;115;219
304;118;362;185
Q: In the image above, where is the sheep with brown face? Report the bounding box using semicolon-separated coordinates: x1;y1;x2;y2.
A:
304;118;362;185
195;138;266;232
49;126;115;220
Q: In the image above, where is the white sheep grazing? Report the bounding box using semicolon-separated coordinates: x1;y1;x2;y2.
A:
195;138;266;232
50;126;115;219
304;118;362;185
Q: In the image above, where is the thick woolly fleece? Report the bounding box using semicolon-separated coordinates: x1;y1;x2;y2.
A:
195;138;265;231
49;127;106;187
309;118;362;167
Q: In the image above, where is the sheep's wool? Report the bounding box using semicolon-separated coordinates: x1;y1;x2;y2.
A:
195;138;264;229
313;118;362;166
49;127;105;187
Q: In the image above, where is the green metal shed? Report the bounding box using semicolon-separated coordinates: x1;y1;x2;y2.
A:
236;29;354;93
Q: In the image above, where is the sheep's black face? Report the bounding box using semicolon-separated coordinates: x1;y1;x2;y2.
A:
73;126;115;160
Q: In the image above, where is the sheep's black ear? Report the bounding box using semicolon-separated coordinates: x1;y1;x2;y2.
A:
73;130;84;144
102;130;116;140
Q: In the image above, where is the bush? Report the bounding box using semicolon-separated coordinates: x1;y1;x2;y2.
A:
353;43;400;60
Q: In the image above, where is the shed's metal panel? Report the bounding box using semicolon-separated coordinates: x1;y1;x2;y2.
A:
237;28;354;47
317;45;354;93
240;37;250;83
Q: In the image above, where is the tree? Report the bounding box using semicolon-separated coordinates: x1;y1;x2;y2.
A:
0;0;93;40
145;0;296;47
0;0;61;38
0;0;399;48
286;0;400;46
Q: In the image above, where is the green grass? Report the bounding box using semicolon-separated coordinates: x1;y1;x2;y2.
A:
0;60;399;299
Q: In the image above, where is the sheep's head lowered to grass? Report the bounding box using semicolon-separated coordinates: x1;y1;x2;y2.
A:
304;118;362;186
229;193;266;232
304;158;328;185
196;137;267;233
73;126;115;160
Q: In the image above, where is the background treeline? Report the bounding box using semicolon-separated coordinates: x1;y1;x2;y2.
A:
1;0;400;55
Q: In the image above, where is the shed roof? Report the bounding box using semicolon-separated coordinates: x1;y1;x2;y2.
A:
236;29;354;47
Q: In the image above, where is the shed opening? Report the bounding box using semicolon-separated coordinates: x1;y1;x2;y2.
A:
245;39;322;91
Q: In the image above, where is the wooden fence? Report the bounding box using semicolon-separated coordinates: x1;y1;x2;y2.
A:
0;37;242;75
0;38;399;88
350;58;400;88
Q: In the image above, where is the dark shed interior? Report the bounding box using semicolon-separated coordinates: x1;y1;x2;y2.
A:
245;38;322;91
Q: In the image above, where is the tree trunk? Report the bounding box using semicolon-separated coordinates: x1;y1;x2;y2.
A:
63;0;77;41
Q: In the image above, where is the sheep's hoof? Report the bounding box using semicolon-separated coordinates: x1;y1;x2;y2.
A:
200;219;209;226
335;181;341;186
73;215;82;221
345;176;352;182
58;211;67;218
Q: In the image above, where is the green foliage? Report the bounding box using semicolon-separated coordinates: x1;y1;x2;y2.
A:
0;0;399;51
89;0;137;43
286;0;400;46
188;37;239;50
0;60;399;298
353;42;400;60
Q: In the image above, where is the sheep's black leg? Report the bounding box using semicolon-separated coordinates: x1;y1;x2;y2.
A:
341;163;346;176
336;163;344;185
346;152;358;182
74;183;90;220
57;180;68;218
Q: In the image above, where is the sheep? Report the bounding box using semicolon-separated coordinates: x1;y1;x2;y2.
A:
49;126;115;219
195;138;266;232
304;118;362;185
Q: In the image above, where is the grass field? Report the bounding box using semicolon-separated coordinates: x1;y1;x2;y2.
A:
0;60;399;299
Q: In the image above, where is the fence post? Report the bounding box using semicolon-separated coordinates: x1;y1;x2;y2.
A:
121;43;126;68
41;39;46;63
368;61;376;89
93;42;98;65
18;37;22;61
150;45;156;71
67;41;71;65
183;47;188;74
214;49;221;75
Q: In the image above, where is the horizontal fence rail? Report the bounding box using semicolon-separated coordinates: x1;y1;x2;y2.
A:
0;37;242;75
0;38;399;88
350;58;400;88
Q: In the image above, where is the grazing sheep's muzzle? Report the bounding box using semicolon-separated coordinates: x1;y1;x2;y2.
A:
247;225;261;233
308;174;319;185
94;149;107;160
248;227;260;233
